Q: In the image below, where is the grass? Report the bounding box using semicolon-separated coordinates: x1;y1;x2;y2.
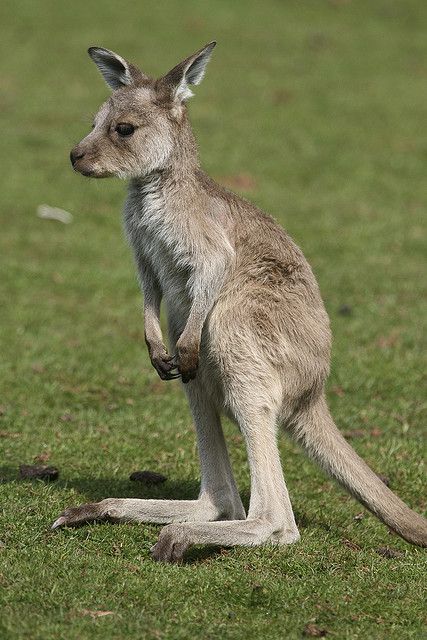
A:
1;0;426;638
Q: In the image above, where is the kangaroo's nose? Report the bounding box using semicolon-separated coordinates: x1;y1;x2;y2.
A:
70;148;85;166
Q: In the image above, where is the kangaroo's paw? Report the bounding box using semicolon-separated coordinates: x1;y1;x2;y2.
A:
151;524;191;563
151;351;181;380
51;502;104;529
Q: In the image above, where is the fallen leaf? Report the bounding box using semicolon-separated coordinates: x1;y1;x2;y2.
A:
52;272;64;284
272;88;293;105
33;451;50;464
353;512;365;521
185;17;206;31
60;413;74;422
31;363;45;374
370;427;382;437
307;32;332;51
376;331;399;349
331;385;345;397
0;431;20;438
80;609;114;619
147;379;166;395
342;538;361;551
303;623;328;637
218;173;257;192
111;543;123;556
376;546;404;559
37;204;73;224
67;339;81;348
125;563;141;574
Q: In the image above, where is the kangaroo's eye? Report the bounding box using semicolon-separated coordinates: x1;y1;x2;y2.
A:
116;123;135;137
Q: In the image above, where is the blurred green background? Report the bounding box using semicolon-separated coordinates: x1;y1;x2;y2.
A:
0;1;426;639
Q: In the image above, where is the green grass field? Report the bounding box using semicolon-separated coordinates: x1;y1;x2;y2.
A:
1;1;426;638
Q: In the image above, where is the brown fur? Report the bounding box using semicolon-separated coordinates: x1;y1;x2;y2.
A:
55;43;427;561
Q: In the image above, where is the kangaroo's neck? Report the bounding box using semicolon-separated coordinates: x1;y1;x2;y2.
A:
129;119;203;206
168;116;200;178
128;168;199;224
127;117;237;235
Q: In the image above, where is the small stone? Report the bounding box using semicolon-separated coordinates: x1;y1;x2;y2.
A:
129;470;167;485
376;474;391;487
338;304;352;316
19;465;59;481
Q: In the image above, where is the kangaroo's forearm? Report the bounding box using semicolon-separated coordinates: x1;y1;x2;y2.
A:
136;261;163;349
143;293;163;353
179;255;231;346
175;256;232;382
181;243;234;340
137;262;180;380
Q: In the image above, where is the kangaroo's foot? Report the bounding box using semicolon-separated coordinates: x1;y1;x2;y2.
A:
51;493;246;530
151;518;300;563
52;502;104;528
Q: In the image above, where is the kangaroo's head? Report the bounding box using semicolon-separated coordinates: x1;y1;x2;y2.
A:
70;42;216;179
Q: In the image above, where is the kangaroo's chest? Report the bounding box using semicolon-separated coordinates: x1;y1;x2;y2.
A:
124;183;191;311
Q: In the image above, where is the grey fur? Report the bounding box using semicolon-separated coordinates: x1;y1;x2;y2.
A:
56;43;427;561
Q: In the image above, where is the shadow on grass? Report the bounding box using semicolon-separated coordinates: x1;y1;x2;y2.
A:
1;465;333;564
0;465;201;501
0;465;21;483
63;476;202;502
184;545;227;564
1;465;250;505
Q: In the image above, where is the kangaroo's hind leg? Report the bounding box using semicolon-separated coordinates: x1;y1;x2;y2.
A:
152;373;300;562
52;380;245;529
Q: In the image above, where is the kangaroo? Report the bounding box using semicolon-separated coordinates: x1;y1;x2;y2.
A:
52;42;427;561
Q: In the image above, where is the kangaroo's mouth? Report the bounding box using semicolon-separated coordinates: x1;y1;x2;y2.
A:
72;160;111;179
74;164;94;177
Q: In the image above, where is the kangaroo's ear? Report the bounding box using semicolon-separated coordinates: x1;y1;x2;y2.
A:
88;47;147;90
159;41;216;103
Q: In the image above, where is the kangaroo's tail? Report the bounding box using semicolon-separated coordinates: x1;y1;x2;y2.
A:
292;395;427;547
